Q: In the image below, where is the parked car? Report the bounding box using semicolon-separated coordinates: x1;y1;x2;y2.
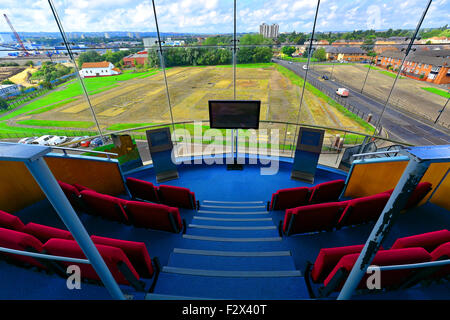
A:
18;136;38;144
80;138;92;148
322;75;329;80
31;135;55;146
90;137;105;147
302;65;308;70
68;136;89;148
336;88;349;97
48;136;69;146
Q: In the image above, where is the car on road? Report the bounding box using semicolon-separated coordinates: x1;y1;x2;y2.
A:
322;75;329;80
18;136;38;144
31;135;55;146
67;136;89;148
336;88;349;97
302;65;308;70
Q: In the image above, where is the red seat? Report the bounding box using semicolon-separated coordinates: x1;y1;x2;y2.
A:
404;182;432;210
21;223;74;243
429;242;450;279
323;248;431;294
310;244;366;283
126;177;159;203
43;239;141;287
309;180;345;204
0;210;24;231
125;200;183;233
58;180;82;209
337;193;390;227
0;227;45;269
91;235;154;278
158;185;196;209
283;201;348;235
270;187;310;210
391;230;450;253
80;190;129;223
72;183;95;193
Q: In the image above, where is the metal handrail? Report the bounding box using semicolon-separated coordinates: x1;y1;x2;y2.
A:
352;150;404;159
51;145;118;157
78;119;413;147
367;259;450;271
0;246;90;264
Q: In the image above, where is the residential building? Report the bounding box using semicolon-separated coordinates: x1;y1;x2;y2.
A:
376;49;450;84
79;61;121;78
324;46;368;61
123;52;148;67
259;23;279;38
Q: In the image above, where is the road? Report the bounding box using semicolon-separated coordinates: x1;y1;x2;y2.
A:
274;59;450;146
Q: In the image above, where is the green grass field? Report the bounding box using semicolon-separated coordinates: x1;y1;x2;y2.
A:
378;70;405;79
421;87;450;99
0;69;159;121
16;119;95;128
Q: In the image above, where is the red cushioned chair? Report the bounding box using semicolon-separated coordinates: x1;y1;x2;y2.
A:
429;242;450;280
58;180;82;209
21;223;74;243
0;210;25;231
72;183;95;193
282;201;349;236
270;187;311;211
43;239;145;291
80;190;129;224
124;200;184;233
319;247;431;297
391;229;450;253
337;192;391;228
157;185;197;209
309;180;345;204
91;235;155;278
0;227;46;270
404;182;432;210
126;177;159;203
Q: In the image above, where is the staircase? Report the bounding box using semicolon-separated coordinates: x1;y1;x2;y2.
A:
147;200;309;299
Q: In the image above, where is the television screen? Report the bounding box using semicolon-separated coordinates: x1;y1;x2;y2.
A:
209;100;261;129
146;127;173;152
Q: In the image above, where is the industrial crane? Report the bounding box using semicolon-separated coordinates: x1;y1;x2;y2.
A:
3;14;30;56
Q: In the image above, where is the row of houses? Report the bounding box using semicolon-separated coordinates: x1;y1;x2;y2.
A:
375;49;450;84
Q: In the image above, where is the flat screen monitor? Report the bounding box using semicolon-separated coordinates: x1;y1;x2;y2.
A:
146;127;173;153
209;100;261;129
296;127;325;153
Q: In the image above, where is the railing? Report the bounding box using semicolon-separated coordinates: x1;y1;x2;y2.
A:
367;259;450;272
50;145;118;160
0;246;90;264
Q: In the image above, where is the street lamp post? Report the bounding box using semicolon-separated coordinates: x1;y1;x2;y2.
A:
434;93;449;125
360;58;374;94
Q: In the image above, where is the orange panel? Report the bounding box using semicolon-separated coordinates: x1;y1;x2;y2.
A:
344;160;408;198
44;156;125;196
425;163;450;210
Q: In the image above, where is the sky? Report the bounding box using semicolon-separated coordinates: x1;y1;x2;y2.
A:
0;0;448;34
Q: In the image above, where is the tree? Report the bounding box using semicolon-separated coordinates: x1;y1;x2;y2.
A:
281;46;296;56
0;98;8;111
77;51;103;68
2;79;15;85
312;47;327;61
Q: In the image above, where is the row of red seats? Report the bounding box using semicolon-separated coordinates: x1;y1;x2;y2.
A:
58;181;184;233
269;180;346;211
305;229;450;298
0;209;160;292
280;182;432;236
126;177;198;210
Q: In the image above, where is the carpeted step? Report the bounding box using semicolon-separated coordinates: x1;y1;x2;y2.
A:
184;227;280;238
152;272;309;299
178;236;286;251
192;216;274;227
167;252;297;271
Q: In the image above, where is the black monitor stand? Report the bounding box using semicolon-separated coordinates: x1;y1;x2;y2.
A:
227;129;243;170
